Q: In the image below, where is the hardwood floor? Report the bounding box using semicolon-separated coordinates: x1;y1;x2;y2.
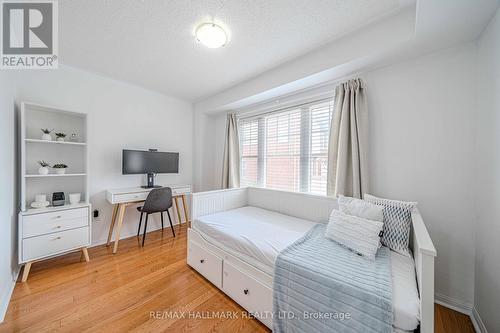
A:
1;225;474;333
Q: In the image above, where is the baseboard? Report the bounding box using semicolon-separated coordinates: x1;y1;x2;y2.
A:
92;219;182;247
471;307;488;333
0;267;21;323
435;292;473;315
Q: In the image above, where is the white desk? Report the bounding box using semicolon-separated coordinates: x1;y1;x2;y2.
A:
106;184;191;253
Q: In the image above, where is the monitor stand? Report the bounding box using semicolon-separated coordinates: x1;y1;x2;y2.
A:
141;173;162;189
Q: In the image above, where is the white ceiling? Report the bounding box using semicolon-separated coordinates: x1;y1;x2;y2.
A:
59;0;402;101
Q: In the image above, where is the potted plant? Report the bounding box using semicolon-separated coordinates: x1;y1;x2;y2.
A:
37;161;51;175
41;129;53;141
55;132;66;142
52;163;68;175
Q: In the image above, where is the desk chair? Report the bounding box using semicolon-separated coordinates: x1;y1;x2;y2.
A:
136;187;175;246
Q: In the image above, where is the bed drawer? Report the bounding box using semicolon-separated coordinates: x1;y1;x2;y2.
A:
187;242;223;288
22;226;90;262
23;208;89;238
222;261;273;327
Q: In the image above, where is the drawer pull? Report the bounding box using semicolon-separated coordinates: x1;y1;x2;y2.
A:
54;215;62;219
55;225;62;229
200;259;205;264
54;236;61;240
243;289;249;295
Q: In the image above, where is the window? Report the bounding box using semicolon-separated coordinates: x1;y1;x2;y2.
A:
239;98;334;195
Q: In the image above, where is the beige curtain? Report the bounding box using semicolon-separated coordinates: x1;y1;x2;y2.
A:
221;113;240;188
327;78;368;199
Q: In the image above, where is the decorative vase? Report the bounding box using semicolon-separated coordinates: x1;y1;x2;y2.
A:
69;193;81;204
56;137;65;142
55;168;66;175
41;133;52;141
38;166;49;175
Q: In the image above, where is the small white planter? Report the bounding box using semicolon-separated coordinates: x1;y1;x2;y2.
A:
54;168;66;175
38;166;49;175
56;137;65;142
41;133;52;141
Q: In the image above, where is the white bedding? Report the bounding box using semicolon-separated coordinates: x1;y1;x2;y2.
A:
193;206;420;331
193;206;316;274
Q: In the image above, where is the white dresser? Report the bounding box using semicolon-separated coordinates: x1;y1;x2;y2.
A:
19;204;91;267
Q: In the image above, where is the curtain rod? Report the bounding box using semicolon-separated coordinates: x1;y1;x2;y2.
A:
237;96;333;121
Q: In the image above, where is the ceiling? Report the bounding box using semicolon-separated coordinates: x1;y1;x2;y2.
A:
59;0;403;101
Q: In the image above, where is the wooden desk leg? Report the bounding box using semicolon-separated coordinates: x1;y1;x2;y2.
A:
174;197;182;225
106;204;119;246
181;194;190;224
112;204;126;254
81;248;90;262
21;262;32;282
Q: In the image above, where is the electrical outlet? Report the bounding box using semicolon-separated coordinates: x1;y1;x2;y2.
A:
93;209;101;222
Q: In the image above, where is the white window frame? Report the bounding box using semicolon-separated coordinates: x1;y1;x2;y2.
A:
238;96;334;195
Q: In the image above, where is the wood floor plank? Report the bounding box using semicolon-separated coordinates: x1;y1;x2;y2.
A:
0;225;475;333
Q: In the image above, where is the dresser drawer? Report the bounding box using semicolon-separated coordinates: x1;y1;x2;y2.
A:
187;241;223;288
22;226;90;262
23;208;89;238
222;261;273;327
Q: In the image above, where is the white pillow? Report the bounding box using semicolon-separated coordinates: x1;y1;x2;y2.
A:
325;209;384;260
338;195;384;222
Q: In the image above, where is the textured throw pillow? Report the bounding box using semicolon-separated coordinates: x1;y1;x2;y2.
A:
338;195;384;222
325;209;384;260
364;194;417;256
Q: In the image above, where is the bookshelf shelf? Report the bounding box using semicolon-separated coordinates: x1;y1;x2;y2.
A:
25;138;87;146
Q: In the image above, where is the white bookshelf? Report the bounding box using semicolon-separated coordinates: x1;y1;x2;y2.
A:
18;101;91;281
20;102;90;212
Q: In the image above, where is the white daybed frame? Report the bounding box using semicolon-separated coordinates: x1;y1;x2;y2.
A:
187;187;437;332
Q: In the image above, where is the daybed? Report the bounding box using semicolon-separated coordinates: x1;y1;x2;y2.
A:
187;187;436;333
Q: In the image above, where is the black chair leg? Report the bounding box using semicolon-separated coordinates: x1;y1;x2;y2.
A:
160;212;164;231
137;212;143;237
142;214;149;247
166;210;175;237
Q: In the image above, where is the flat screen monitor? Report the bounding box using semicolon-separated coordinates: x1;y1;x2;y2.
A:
122;149;179;175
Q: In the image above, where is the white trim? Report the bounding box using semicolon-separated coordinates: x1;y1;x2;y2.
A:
434;293;472;315
0;268;20;323
91;218;182;247
471;307;488;333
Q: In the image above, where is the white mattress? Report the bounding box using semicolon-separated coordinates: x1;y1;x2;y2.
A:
193;206;420;331
193;206;317;273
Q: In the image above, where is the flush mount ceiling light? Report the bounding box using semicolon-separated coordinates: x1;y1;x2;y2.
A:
195;23;227;48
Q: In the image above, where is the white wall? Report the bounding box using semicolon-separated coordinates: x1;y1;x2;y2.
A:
0;73;19;321
195;43;479;307
365;44;477;306
474;7;500;332
10;65;193;246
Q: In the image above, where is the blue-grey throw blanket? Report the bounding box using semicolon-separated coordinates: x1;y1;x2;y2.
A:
273;224;392;333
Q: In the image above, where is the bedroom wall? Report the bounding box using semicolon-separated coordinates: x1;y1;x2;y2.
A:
365;43;477;308
194;43;479;307
0;73;18;322
474;6;500;332
9;65;193;246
